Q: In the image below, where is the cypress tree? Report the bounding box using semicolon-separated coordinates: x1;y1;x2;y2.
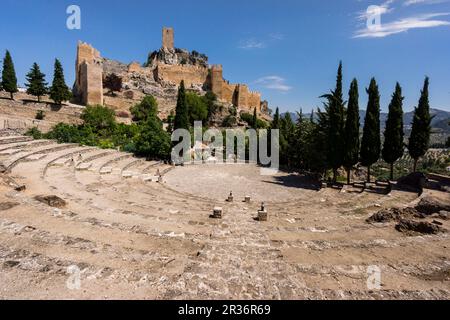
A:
174;80;189;130
25;63;48;102
281;112;295;167
382;83;404;180
309;110;314;123
272;107;281;129
49;59;71;105
321;61;345;182
343;79;360;185
293;109;304;169
1;50;18;100
408;77;432;172
360;78;381;183
252;107;258;129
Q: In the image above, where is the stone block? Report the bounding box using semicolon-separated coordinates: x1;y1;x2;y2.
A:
212;207;223;219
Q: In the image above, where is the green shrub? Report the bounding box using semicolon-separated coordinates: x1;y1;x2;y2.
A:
186;92;208;124
134;117;171;160
81;105;116;133
222;115;237;127
39;97;172;161
45;123;82;143
98;139;115;149
130;95;158;123
25;127;43;139
240;112;268;129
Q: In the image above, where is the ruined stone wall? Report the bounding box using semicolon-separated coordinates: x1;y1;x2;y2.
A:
0;92;83;133
210;65;261;112
74;28;264;116
74;42;103;106
221;82;237;105
247;92;262;112
155;64;209;88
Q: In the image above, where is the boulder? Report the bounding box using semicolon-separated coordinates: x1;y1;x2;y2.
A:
0;202;20;211
415;196;450;215
438;211;449;220
366;207;419;223
395;219;446;235
34;195;67;208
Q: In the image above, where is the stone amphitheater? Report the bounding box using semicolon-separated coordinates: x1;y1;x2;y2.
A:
0;131;449;300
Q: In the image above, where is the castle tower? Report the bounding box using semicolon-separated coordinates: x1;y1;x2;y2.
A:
74;42;103;106
211;65;223;98
162;27;174;49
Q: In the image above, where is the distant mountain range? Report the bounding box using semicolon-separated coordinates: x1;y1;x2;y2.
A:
282;108;450;134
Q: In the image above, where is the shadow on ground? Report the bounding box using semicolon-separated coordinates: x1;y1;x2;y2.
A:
263;174;321;191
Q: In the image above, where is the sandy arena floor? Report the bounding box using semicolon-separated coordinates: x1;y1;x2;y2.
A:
0;136;449;299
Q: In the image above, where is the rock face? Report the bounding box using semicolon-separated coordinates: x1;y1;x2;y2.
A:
146;47;208;68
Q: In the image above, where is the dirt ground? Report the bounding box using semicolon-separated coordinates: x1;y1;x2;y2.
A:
0;136;449;300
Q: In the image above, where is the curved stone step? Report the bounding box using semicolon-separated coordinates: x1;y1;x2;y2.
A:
0;136;33;145
5;143;79;172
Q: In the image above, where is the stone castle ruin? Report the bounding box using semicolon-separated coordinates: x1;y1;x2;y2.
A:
74;27;265;118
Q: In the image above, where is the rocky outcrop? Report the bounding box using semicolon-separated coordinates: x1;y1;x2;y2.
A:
367;195;449;235
34;195;67;208
146;47;208;68
395;219;445;235
415;196;450;215
366;207;419;223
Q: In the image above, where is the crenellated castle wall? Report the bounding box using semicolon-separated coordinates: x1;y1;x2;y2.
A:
74;28;263;115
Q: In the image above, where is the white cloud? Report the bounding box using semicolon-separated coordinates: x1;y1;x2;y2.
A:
269;32;285;40
255;76;292;92
353;12;450;38
238;33;285;49
238;39;266;49
404;0;450;6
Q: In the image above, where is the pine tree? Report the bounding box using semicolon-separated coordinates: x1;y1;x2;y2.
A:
382;83;404;180
174;80;189;130
408;77;432;172
25;63;47;102
1;50;18;100
320;61;346;182
343;79;360;185
252;107;258;129
49;59;71;105
360;78;381;183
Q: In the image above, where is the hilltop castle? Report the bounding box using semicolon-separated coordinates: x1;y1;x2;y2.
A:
73;27;267;118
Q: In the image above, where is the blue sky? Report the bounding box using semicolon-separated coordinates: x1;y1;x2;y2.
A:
0;0;449;113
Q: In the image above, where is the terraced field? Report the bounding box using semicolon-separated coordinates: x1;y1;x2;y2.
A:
0;134;449;299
